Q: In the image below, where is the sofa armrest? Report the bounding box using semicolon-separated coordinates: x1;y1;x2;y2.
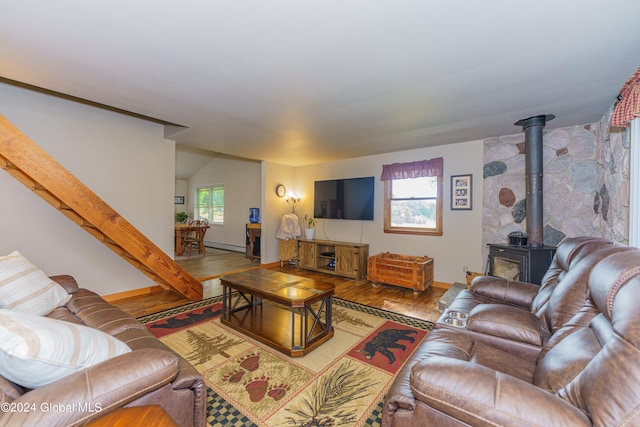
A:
0;349;179;427
470;275;539;308
49;274;80;294
408;356;591;426
384;355;418;413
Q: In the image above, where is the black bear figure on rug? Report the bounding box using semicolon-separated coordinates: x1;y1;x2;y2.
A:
360;329;417;364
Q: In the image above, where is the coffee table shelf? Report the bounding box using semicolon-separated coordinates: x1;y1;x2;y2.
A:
220;270;334;357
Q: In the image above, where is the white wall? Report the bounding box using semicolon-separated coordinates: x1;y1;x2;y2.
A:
187;156;261;251
289;141;484;284
174;179;188;216
262;162;296;263
0;82;175;295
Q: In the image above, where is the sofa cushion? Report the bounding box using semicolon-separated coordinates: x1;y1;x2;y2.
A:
62;289;149;335
413;328;536;383
533;319;601;393
0;251;71;315
0;309;131;388
466;304;545;347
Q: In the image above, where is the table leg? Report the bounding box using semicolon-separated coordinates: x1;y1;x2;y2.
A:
305;297;332;345
222;285;228;319
175;229;183;256
291;307;305;352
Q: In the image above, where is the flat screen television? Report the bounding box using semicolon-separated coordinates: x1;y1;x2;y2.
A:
313;176;375;221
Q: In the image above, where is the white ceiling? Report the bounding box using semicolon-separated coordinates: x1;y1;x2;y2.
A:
2;1;640;170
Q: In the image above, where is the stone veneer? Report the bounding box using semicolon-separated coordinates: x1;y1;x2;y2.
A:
482;106;630;264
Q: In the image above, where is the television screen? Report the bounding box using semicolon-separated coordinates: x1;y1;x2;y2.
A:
313;177;375;221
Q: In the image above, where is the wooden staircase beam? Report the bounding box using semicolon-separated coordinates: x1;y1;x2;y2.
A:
0;115;202;301
2;155;72;210
34;190;72;210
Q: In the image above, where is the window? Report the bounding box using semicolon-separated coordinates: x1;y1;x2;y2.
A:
196;185;224;224
381;157;443;236
384;177;442;235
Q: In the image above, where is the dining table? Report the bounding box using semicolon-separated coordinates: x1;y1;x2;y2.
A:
174;223;209;256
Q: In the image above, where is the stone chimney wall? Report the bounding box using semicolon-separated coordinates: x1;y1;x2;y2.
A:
481;106;630;265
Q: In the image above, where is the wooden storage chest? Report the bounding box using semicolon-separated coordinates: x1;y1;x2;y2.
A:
368;252;433;293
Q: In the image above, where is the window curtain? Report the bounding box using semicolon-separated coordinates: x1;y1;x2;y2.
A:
380;157;443;180
612;66;640;128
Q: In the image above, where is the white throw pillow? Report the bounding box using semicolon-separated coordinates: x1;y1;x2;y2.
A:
0;309;131;388
0;251;71;315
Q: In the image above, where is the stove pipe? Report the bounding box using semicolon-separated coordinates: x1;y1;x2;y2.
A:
514;114;555;247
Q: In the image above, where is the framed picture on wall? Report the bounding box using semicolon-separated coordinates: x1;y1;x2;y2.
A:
174;196;185;205
451;174;472;210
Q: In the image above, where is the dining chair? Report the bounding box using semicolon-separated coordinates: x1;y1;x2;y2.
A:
183;219;208;256
174;218;193;256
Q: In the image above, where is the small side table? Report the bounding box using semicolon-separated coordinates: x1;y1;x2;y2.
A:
246;223;261;261
85;405;178;427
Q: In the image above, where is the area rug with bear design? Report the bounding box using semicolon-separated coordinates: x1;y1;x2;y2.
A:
139;295;432;426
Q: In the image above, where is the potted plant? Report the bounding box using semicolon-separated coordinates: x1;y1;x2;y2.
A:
304;214;317;240
175;211;188;223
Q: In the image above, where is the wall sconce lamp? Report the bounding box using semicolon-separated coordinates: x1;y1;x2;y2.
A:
286;196;301;214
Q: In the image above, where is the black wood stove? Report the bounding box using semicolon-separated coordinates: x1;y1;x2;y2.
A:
487;115;557;285
487;243;556;285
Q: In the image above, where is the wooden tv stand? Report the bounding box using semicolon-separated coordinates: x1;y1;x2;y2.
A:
297;239;369;279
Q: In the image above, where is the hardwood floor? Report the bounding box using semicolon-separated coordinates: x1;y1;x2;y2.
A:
174;247;259;280
111;248;447;322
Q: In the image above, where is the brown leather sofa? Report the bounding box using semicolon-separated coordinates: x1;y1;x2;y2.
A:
436;237;629;359
383;243;640;426
0;275;206;427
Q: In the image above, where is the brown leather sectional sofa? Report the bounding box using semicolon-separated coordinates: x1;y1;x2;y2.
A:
383;237;640;426
0;275;206;427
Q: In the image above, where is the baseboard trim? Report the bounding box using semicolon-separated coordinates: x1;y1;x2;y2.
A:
203;242;244;253
432;281;452;289
260;261;281;269
102;286;165;303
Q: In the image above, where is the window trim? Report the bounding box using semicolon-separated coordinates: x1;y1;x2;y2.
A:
196;184;224;225
383;177;443;236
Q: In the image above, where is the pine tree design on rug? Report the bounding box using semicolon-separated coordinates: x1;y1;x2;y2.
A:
332;307;375;329
185;330;244;365
282;360;379;427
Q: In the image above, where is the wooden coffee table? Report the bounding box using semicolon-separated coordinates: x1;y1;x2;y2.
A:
220;269;334;357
